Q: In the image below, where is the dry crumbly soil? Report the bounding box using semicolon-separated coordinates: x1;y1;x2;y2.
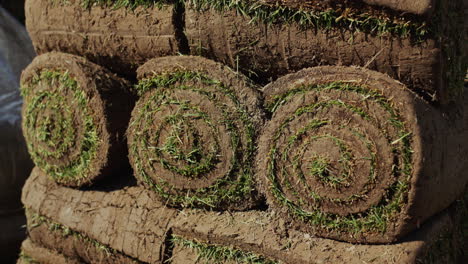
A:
184;2;452;101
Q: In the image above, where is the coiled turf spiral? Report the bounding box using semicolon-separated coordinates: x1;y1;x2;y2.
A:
21;52;133;187
257;66;417;243
128;56;264;209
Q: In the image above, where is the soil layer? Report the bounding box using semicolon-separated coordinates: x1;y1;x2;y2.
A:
21;52;134;187
171;199;467;264
128;56;264;210
22;167;467;263
256;66;468;243
18;239;81;264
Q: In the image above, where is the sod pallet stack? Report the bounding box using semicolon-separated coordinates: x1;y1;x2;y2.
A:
19;0;467;263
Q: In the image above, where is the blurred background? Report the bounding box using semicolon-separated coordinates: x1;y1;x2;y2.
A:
0;0;35;262
0;0;25;23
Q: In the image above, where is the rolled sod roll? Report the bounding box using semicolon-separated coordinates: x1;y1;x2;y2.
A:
21;52;134;187
257;66;468;243
25;0;180;77
128;56;264;210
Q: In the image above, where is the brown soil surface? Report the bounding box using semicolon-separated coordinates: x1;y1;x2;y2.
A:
256;66;468;243
25;0;179;77
128;56;264;210
22;167;467;263
21;52;135;187
185;5;442;100
18;239;81;264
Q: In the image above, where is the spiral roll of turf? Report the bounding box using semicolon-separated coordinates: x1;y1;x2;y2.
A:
257;66;424;243
128;56;264;209
21;52;134;187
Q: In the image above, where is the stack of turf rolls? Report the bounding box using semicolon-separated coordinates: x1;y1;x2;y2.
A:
19;0;467;263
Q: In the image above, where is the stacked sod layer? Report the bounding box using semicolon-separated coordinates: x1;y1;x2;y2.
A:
128;56;264;209
25;0;467;103
185;0;466;103
21;168;468;264
257;66;468;243
21;52;134;187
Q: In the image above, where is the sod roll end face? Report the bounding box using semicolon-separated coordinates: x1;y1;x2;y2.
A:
21;52;133;187
257;66;425;243
128;56;264;210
